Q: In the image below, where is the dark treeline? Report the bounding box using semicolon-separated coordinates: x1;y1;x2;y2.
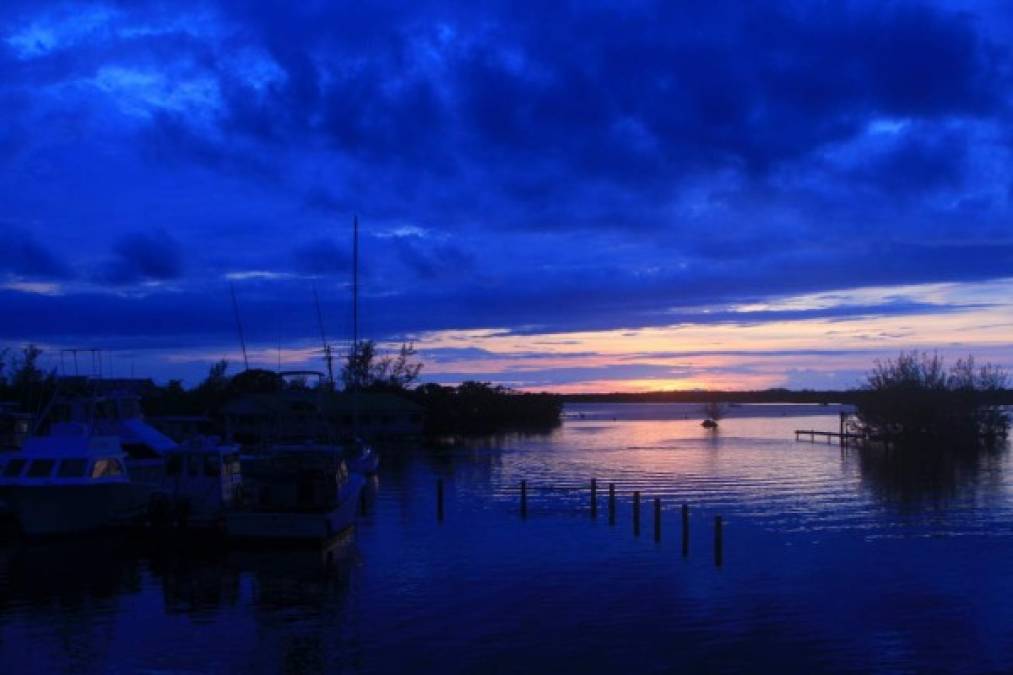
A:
0;345;55;414
0;342;564;437
564;388;1013;406
408;382;562;435
854;352;1010;450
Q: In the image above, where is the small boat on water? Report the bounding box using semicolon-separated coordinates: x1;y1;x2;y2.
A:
226;444;364;543
0;423;141;535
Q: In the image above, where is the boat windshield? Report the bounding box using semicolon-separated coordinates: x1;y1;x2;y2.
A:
26;459;55;478
2;458;26;477
57;458;88;478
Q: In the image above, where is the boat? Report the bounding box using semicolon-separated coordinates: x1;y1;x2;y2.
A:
32;380;243;530
0;423;142;535
226;444;364;543
157;436;243;528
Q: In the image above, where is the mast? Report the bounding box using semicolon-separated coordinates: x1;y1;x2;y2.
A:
230;282;250;371
352;215;360;439
353;214;359;356
313;284;334;386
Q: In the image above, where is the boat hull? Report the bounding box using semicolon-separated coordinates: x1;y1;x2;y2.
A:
225;474;364;543
0;483;142;535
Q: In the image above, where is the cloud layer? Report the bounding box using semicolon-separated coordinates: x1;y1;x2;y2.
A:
1;1;1012;387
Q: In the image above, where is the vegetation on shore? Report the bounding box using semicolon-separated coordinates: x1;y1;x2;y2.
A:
0;342;562;437
855;352;1009;450
3;344;1009;444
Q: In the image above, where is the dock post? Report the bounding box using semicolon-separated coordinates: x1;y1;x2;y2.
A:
714;515;723;567
437;479;444;522
681;503;689;557
591;478;597;518
608;483;616;525
654;498;661;542
633;491;641;536
520;479;527;518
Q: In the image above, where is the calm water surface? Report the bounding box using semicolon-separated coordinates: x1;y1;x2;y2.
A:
2;403;1012;674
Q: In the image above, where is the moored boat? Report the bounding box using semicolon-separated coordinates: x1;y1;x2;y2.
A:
226;445;364;543
0;423;142;535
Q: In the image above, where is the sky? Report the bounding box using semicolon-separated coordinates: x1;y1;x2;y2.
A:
1;0;1012;392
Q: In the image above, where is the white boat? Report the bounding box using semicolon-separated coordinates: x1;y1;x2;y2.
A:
226;444;364;543
46;383;242;528
0;423;142;535
156;436;243;528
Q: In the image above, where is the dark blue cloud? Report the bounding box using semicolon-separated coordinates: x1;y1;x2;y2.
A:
0;0;1011;385
291;238;351;276
94;231;184;285
0;225;72;279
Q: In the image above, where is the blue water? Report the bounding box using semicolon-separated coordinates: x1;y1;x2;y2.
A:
2;403;1012;673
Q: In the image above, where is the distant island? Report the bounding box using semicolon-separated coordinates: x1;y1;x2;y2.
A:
563;387;1013;406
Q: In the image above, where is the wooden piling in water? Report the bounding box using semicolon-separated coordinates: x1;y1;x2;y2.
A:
633;491;641;536
681;503;689;557
714;515;723;567
608;483;616;525
520;479;527;518
654;497;661;541
437;479;444;522
591;478;597;518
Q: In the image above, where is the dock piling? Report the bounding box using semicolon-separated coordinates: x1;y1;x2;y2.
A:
654;497;661;542
437;479;444;522
633;491;641;536
608;483;615;525
714;515;723;567
591;478;597;518
681;503;689;557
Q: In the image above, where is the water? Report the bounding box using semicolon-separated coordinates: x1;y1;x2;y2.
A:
2;403;1013;673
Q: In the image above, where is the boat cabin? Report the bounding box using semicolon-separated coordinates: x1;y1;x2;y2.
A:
0;425;128;486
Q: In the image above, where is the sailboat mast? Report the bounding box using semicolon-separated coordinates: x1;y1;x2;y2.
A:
230;282;250;371
353;215;359;354
352;215;360;439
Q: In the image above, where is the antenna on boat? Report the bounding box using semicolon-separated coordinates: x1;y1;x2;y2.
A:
313;284;335;387
230;282;250;371
351;214;360;440
353;214;359;357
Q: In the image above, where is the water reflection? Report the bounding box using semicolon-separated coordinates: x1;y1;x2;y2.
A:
853;443;1010;510
1;405;1012;673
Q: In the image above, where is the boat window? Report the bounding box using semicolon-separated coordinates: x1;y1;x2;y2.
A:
57;459;88;478
91;458;124;478
203;453;220;477
26;459;56;478
166;454;183;476
2;458;26;477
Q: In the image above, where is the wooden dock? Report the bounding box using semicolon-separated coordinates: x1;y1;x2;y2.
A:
794;429;862;446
